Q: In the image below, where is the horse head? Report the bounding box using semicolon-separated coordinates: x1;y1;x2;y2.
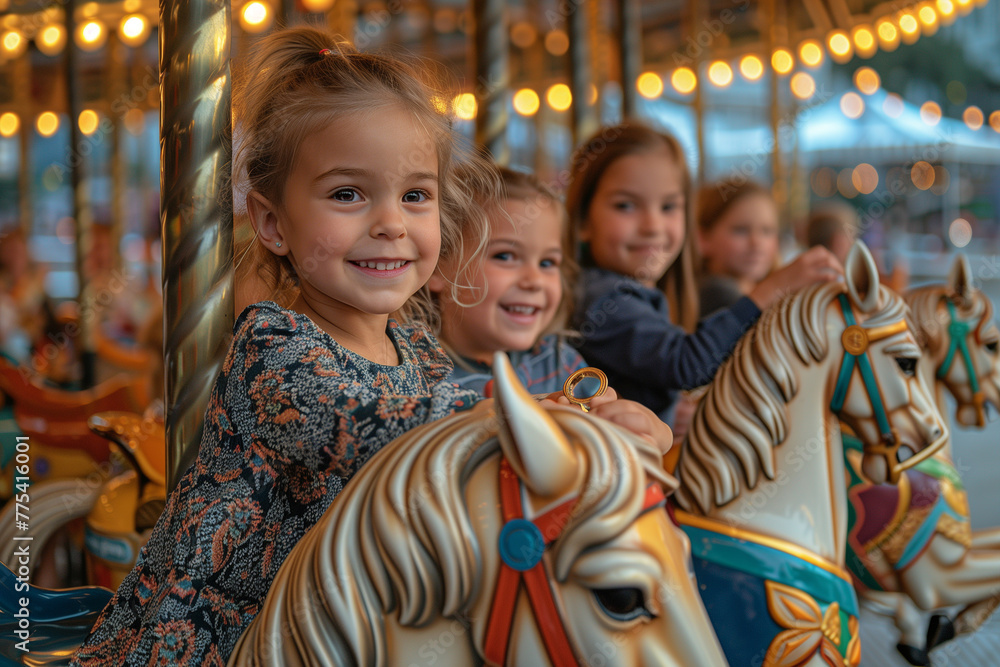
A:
834;242;947;484
906;254;1000;427
231;353;727;666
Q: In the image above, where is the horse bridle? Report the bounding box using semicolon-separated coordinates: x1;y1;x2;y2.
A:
483;458;666;667
938;298;989;427
830;293;944;483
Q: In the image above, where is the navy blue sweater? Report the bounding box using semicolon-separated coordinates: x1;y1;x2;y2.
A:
573;267;761;420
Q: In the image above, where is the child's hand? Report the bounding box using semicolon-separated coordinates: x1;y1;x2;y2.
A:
543;388;674;455
749;246;843;310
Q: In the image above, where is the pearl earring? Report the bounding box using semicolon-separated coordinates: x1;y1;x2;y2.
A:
276;242;282;248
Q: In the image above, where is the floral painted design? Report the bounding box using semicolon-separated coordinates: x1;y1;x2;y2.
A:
71;302;478;666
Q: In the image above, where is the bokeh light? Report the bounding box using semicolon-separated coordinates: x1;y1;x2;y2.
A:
452;93;477;121
739;55;764;81
0;112;19;137
883;93;904;118
854;67;881;95
1;30;26;57
828;31;853;63
771;48;794;75
512;88;540;116
990;111;1000;133
671;68;697;95
948;218;972;247
911;161;935;190
637;72;664;98
920;101;942;125
240;2;272;33
963;106;984;130
36;24;65;55
898;11;921;43
546;83;572;112
36;111;60;137
75;20;106;50
811;167;838;198
707;61;733;87
852;163;879;194
119;15;149;47
799;40;823;67
544;29;569;56
837;168;859;198
852;25;877;57
875;18;900;51
78;109;99;135
931;165;950;195
840;92;864;119
790;72;815;99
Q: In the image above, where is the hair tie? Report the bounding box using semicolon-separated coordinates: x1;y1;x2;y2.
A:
318;48;332;56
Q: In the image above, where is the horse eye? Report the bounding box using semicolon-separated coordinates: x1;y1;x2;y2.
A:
986;341;999;354
895;357;917;377
593;587;650;621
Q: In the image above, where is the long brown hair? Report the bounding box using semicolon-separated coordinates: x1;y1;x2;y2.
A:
565;123;699;332
232;26;497;324
696;177;777;275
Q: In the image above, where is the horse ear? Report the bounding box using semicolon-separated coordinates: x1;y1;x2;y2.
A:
492;352;579;498
946;254;973;305
844;240;881;314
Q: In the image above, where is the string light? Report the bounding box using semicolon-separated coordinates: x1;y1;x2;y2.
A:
512;88;540;116
963;106;984;130
790;72;816;99
0;112;19;137
637;72;664;98
36;112;60;137
799;40;824;68
36;24;65;56
670;68;696;95
827;31;853;63
546;84;572;112
771;48;794;75
739;55;764;81
707;61;733;87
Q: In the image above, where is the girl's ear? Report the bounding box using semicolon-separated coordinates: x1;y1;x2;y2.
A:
246;191;288;255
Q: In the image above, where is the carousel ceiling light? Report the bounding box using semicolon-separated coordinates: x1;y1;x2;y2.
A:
798;40;823;68
452;93;476;121
301;0;335;12
240;1;272;33
37;24;66;55
512;88;540;116
854;67;881;95
670;68;696;95
840;92;864;119
949;218;972;248
119;15;149;47
76;19;107;50
936;0;956;20
875;18;900;51
546;83;572;112
918;3;939;34
544;29;569;56
771;48;794;75
707;61;733;87
963;106;984;130
898;11;921;43
0;112;19;137
920;100;942;125
739;54;763;81
851;25;877;57
78;109;99;135
955;0;974;12
1;30;26;57
637;71;664;98
827;31;853;63
990;111;1000;133
36;112;59;137
790;72;815;99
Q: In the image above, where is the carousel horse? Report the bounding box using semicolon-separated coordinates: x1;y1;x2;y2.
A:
230;354;728;666
672;242;948;667
0;559;112;664
844;254;1000;665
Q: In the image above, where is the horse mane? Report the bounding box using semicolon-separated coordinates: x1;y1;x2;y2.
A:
239;404;673;664
674;282;909;514
905;284;991;353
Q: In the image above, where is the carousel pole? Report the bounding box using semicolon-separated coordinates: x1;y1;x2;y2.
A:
690;0;707;184
159;0;233;489
472;0;509;164
618;0;640;120
64;0;97;388
567;0;596;145
13;50;31;236
765;0;785;207
108;37;125;273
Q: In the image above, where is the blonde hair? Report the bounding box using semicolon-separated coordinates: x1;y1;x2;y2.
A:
565;123;699;332
232;26;497;324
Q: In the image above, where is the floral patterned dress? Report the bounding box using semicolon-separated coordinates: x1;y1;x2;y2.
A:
72;302;479;666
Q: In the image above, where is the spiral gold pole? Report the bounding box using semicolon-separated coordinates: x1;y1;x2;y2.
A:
472;0;509;165
159;0;233;490
567;0;596;146
618;0;640;120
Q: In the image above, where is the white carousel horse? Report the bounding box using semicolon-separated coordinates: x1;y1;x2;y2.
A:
230;353;728;666
672;242;948;667
844;254;1000;665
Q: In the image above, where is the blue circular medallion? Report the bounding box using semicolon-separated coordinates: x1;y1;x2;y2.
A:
498;518;545;571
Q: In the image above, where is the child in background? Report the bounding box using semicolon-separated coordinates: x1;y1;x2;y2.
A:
73;27;496;665
431;166;673;451
432;167;585;394
696;177;781;317
567;122;843;424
